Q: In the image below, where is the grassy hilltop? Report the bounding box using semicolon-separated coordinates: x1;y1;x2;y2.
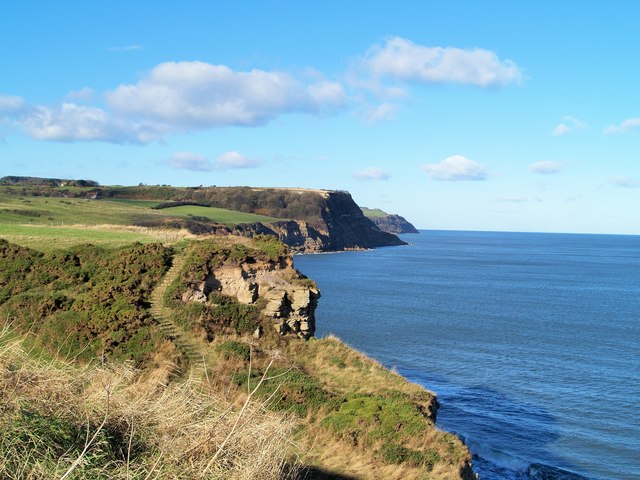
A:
0;178;405;252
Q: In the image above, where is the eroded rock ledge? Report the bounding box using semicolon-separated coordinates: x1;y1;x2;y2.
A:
180;237;320;338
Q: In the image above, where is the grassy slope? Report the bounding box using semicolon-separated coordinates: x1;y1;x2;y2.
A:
0;191;282;251
0;234;471;479
361;207;389;218
0;224;161;251
160;204;282;225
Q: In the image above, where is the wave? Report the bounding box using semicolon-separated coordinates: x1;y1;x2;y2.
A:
463;437;597;480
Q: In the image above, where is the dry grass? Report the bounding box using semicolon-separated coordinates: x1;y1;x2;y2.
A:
0;325;297;480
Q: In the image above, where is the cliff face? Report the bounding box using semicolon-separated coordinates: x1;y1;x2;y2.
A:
361;207;419;234
231;191;407;252
369;214;419;234
181;240;320;338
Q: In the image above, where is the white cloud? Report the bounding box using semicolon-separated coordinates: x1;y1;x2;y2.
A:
422;155;488;181
20;102;160;143
552;116;586;136
216;151;262;170
529;161;562;174
609;176;639;188
168;152;212;172
359;36;523;88
361;102;398;124
0;61;347;144
353;167;391;180
603;118;640;135
106;61;346;129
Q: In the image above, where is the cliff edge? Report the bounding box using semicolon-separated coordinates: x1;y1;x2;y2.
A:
361;207;420;234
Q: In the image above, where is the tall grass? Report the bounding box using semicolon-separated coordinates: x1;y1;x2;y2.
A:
0;325;297;479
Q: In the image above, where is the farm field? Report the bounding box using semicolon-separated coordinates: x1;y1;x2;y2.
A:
159;204;282;225
0;191;285;251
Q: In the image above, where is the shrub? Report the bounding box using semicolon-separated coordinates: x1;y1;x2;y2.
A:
322;393;428;445
216;340;251;361
380;442;441;469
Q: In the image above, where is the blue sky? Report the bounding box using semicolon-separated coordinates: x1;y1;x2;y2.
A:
1;1;638;234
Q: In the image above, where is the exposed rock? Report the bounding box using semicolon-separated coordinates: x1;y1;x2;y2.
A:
135;190;407;253
185;246;319;339
181;289;207;303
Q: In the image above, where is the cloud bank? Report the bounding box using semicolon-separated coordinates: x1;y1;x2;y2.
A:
422;155;488;181
0;40;524;142
358;36;523;89
0;62;346;144
106;61;345;129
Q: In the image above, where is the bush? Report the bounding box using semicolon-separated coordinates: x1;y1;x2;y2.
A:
216;340;251;361
0;240;172;364
322;393;428;445
234;368;338;416
380;442;441;469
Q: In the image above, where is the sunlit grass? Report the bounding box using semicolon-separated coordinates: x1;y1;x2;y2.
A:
160;205;282;225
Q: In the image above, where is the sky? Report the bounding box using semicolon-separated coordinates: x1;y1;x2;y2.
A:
1;1;638;234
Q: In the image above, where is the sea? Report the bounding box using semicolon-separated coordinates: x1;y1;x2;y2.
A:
294;231;640;480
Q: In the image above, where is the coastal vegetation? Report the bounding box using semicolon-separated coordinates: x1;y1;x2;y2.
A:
0;179;469;479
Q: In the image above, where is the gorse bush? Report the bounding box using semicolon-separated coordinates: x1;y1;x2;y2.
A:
0;240;172;363
216;340;251;361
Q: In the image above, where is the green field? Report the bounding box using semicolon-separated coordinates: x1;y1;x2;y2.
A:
0;193;164;226
0;224;162;251
160;204;282;225
361;207;389;218
0;192;285;251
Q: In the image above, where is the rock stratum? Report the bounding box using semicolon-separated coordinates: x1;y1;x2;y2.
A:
180;240;319;338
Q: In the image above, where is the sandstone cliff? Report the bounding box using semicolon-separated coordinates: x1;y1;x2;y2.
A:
178;237;319;338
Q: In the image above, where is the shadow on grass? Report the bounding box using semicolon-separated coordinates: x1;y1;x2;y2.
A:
293;465;360;480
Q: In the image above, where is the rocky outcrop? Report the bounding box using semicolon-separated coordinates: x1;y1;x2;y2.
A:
369;214;419;234
133;188;407;253
230;191;407;252
182;246;320;338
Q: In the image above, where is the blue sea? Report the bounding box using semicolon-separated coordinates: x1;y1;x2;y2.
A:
295;231;640;480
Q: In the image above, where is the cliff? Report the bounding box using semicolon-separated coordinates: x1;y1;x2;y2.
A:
361;207;419;234
138;190;408;252
178;237;319;338
1;179;407;253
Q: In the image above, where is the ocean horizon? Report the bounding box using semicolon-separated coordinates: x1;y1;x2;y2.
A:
296;230;640;480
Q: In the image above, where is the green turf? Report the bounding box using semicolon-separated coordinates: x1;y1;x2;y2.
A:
0;224;158;252
360;207;389;218
0;193;168;226
161;205;282;225
0;193;282;228
103;198;164;208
